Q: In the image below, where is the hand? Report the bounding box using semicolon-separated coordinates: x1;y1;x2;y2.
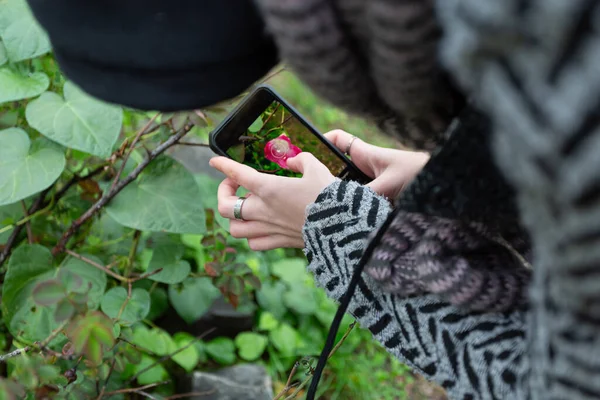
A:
325;130;429;199
210;153;335;251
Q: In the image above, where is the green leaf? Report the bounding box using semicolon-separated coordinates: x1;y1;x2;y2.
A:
258;312;279;331
59;254;107;309
134;355;169;385
283;286;318;315
66;311;115;366
0;0;51;62
168;277;219;324
32;279;65;306
54;299;75;323
235;332;268;361
106;157;206;234
271;258;308;285
132;325;173;356
0;202;21;243
248;116;263;133
205;337;236;365
256;281;287;319
25;81;123;157
2;244;55;336
0;128;65;206
145;238;190;284
0;41;6;66
171;333;200;372
147;260;190;284
100;287;150;325
269;323;299;356
0;68;49;104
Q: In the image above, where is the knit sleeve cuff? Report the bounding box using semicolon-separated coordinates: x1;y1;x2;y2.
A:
302;179;392;301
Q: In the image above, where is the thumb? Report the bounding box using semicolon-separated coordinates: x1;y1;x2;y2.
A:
286;152;327;175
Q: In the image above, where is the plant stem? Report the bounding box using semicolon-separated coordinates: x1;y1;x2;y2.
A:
65;250;128;282
282;321;357;400
20;201;33;244
110;113;160;193
52;124;192;256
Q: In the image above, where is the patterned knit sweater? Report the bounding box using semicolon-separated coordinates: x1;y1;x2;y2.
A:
294;1;600;399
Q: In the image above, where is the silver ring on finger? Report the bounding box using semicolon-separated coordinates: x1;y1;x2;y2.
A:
233;196;247;221
345;135;358;157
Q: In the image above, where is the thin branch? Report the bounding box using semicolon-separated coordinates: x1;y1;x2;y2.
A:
124;230;141;279
282;322;356;400
52;124;193;256
116;281;132;321
0;162;108;268
54;163;109;201
176;141;211;147
131;268;164;282
273;362;299;400
102;381;170;396
65;250;127;282
167;389;217;399
137;391;159;400
20;201;33;244
110;113;160;193
260;65;287;84
128;328;216;384
0;346;30;362
0;187;51;267
96;358;117;400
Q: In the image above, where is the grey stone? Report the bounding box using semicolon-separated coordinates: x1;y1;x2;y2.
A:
190;364;273;400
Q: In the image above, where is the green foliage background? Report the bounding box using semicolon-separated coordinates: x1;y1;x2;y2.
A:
0;1;440;399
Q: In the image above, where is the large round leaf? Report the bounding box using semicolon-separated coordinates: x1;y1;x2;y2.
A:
0;68;49;104
26;81;123;157
2;244;56;339
106;157;206;234
100;287;150;326
235;332;268;361
59;255;108;309
168;277;220;324
0;0;51;62
0;128;65;206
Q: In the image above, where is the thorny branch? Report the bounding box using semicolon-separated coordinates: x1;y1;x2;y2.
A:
52;124;193;256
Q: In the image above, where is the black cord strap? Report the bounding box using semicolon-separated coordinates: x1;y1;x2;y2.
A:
306;205;400;399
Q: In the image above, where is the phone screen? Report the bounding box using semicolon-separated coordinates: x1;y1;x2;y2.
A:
223;100;348;178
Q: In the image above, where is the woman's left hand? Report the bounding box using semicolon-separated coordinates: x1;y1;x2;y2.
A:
210;153;335;251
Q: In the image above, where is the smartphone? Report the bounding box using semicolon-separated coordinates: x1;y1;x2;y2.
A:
209;84;371;183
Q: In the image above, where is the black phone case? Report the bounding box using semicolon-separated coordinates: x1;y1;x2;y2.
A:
209;84;371;184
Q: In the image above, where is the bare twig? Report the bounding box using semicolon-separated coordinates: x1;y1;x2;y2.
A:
116;281;132;321
0;187;50;267
65;250;127;282
487;234;533;270
128;328;216;384
0;162;109;268
273;362;300;400
102;381;170;396
20;201;33;244
0;346;30;362
166;389;217;399
281;322;357;400
96;358;117;400
52;124;193;256
132;268;163;282
110;113;160;193
176;141;210;147
54;163;109;201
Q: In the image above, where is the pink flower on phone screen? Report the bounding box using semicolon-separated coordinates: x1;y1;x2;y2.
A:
264;134;302;169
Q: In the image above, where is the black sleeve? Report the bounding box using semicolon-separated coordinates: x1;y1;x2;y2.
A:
26;0;279;111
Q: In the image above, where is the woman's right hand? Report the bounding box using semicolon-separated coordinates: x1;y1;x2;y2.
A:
325;130;430;199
